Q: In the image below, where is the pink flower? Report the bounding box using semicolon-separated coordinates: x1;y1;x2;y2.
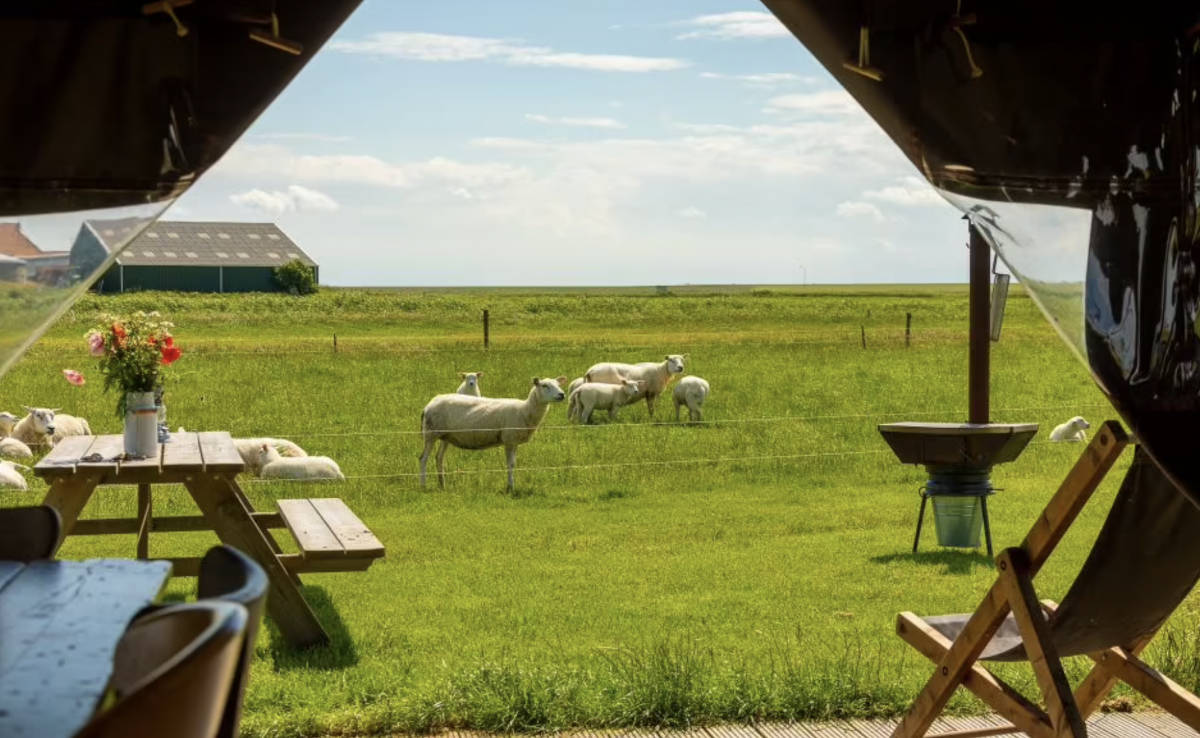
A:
62;369;85;386
87;331;105;357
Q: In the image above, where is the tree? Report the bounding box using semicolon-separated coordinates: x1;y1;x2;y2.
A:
273;259;317;295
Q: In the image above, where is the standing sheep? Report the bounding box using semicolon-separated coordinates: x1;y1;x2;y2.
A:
255;444;344;480
568;379;644;424
584;355;685;419
456;372;484;397
673;376;710;423
566;377;585;399
420;376;567;492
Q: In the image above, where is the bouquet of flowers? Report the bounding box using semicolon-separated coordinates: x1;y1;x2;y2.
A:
86;311;182;416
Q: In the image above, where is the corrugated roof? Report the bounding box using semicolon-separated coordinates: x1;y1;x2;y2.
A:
0;223;43;257
85;220;317;268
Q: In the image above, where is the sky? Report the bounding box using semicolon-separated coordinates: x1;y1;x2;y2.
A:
160;0;977;287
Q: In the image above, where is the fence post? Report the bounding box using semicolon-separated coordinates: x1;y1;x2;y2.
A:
905;312;912;347
483;309;490;349
861;325;866;349
333;334;337;353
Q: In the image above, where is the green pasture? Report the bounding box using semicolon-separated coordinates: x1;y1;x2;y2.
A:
2;285;1193;736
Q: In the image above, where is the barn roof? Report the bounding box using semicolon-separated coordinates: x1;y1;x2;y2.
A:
0;223;44;258
84;220;317;268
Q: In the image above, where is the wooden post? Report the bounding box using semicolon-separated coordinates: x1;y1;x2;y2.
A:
483;309;490;349
906;312;912;347
333;334;338;353
969;223;990;424
861;325;867;349
136;484;151;559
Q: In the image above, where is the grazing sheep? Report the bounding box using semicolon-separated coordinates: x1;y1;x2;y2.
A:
568;379;644;424
0;460;29;490
50;413;91;444
11;407;60;449
673;376;711;423
566;377;584;399
255;444;344;480
584;355;685;419
233;437;308;475
0;437;33;459
420;376;567;492
1050;416;1090;442
0;411;16;437
456;371;484;397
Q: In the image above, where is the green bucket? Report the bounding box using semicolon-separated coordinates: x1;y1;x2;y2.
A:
931;495;983;548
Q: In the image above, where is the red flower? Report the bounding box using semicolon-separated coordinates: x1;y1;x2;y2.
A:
112;322;126;347
160;345;182;365
163;335;174;348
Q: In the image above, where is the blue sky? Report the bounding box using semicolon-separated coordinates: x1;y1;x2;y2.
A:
163;0;973;286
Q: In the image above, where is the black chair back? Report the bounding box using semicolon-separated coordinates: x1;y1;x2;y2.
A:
0;505;60;561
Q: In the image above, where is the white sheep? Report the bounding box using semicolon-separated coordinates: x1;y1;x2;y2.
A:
1050;416;1090;442
456;371;484;397
11;407;60;449
255;444;344;480
568;379;644;424
584;355;685;419
0;437;33;459
673;376;711;423
420;376;567;492
233;437;308;475
50;413;91;444
0;460;30;491
566;377;584;399
0;411;16;437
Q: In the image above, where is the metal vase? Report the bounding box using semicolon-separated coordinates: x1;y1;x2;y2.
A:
123;391;159;458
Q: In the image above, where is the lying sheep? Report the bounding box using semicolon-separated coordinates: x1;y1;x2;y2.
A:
568;379;644;424
0;437;33;459
0;411;15;437
1050;416;1090;442
255;444;344;480
50;413;91;445
233;437;308;475
456;372;484;397
0;460;30;491
420;376;567;492
11;407;60;449
584;355;685;419
673;376;710;423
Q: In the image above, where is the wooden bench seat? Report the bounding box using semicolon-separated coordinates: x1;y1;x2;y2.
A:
276;499;384;571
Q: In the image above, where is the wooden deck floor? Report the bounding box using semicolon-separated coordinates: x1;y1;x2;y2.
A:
433;712;1197;737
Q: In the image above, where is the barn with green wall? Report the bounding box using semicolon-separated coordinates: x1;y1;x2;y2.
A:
73;219;318;294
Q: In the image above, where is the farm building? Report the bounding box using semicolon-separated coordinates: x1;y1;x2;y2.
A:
0;253;25;282
0;222;70;284
72;220;319;294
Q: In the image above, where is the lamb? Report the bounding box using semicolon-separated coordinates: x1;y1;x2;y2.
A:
456;371;484;397
0;437;33;459
233;437;309;475
584;355;685;419
50;413;91;444
566;377;585;399
568;379;644;424
0;460;30;491
1050;416;1090;442
255;444;344;480
11;407;60;449
420;376;567;492
673;376;711;423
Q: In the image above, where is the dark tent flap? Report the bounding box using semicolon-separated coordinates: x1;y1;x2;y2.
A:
0;0;361;216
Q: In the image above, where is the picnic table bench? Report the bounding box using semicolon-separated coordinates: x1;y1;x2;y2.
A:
34;431;384;647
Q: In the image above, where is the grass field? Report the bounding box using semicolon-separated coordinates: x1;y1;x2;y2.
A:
2;284;1197;737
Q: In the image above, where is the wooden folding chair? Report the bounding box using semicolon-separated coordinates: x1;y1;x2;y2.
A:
893;420;1200;737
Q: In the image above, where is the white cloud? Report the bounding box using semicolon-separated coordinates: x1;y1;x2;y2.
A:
764;90;862;117
699;71;815;87
252;132;352;143
229;185;340;215
525;113;627;129
835;201;884;221
330;32;689;72
863;176;946;207
677;12;789;40
678;206;707;219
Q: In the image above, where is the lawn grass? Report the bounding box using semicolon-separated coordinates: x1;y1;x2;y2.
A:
0;284;1189;736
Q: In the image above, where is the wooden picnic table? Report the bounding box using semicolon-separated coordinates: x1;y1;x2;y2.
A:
0;558;171;738
34;432;385;649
